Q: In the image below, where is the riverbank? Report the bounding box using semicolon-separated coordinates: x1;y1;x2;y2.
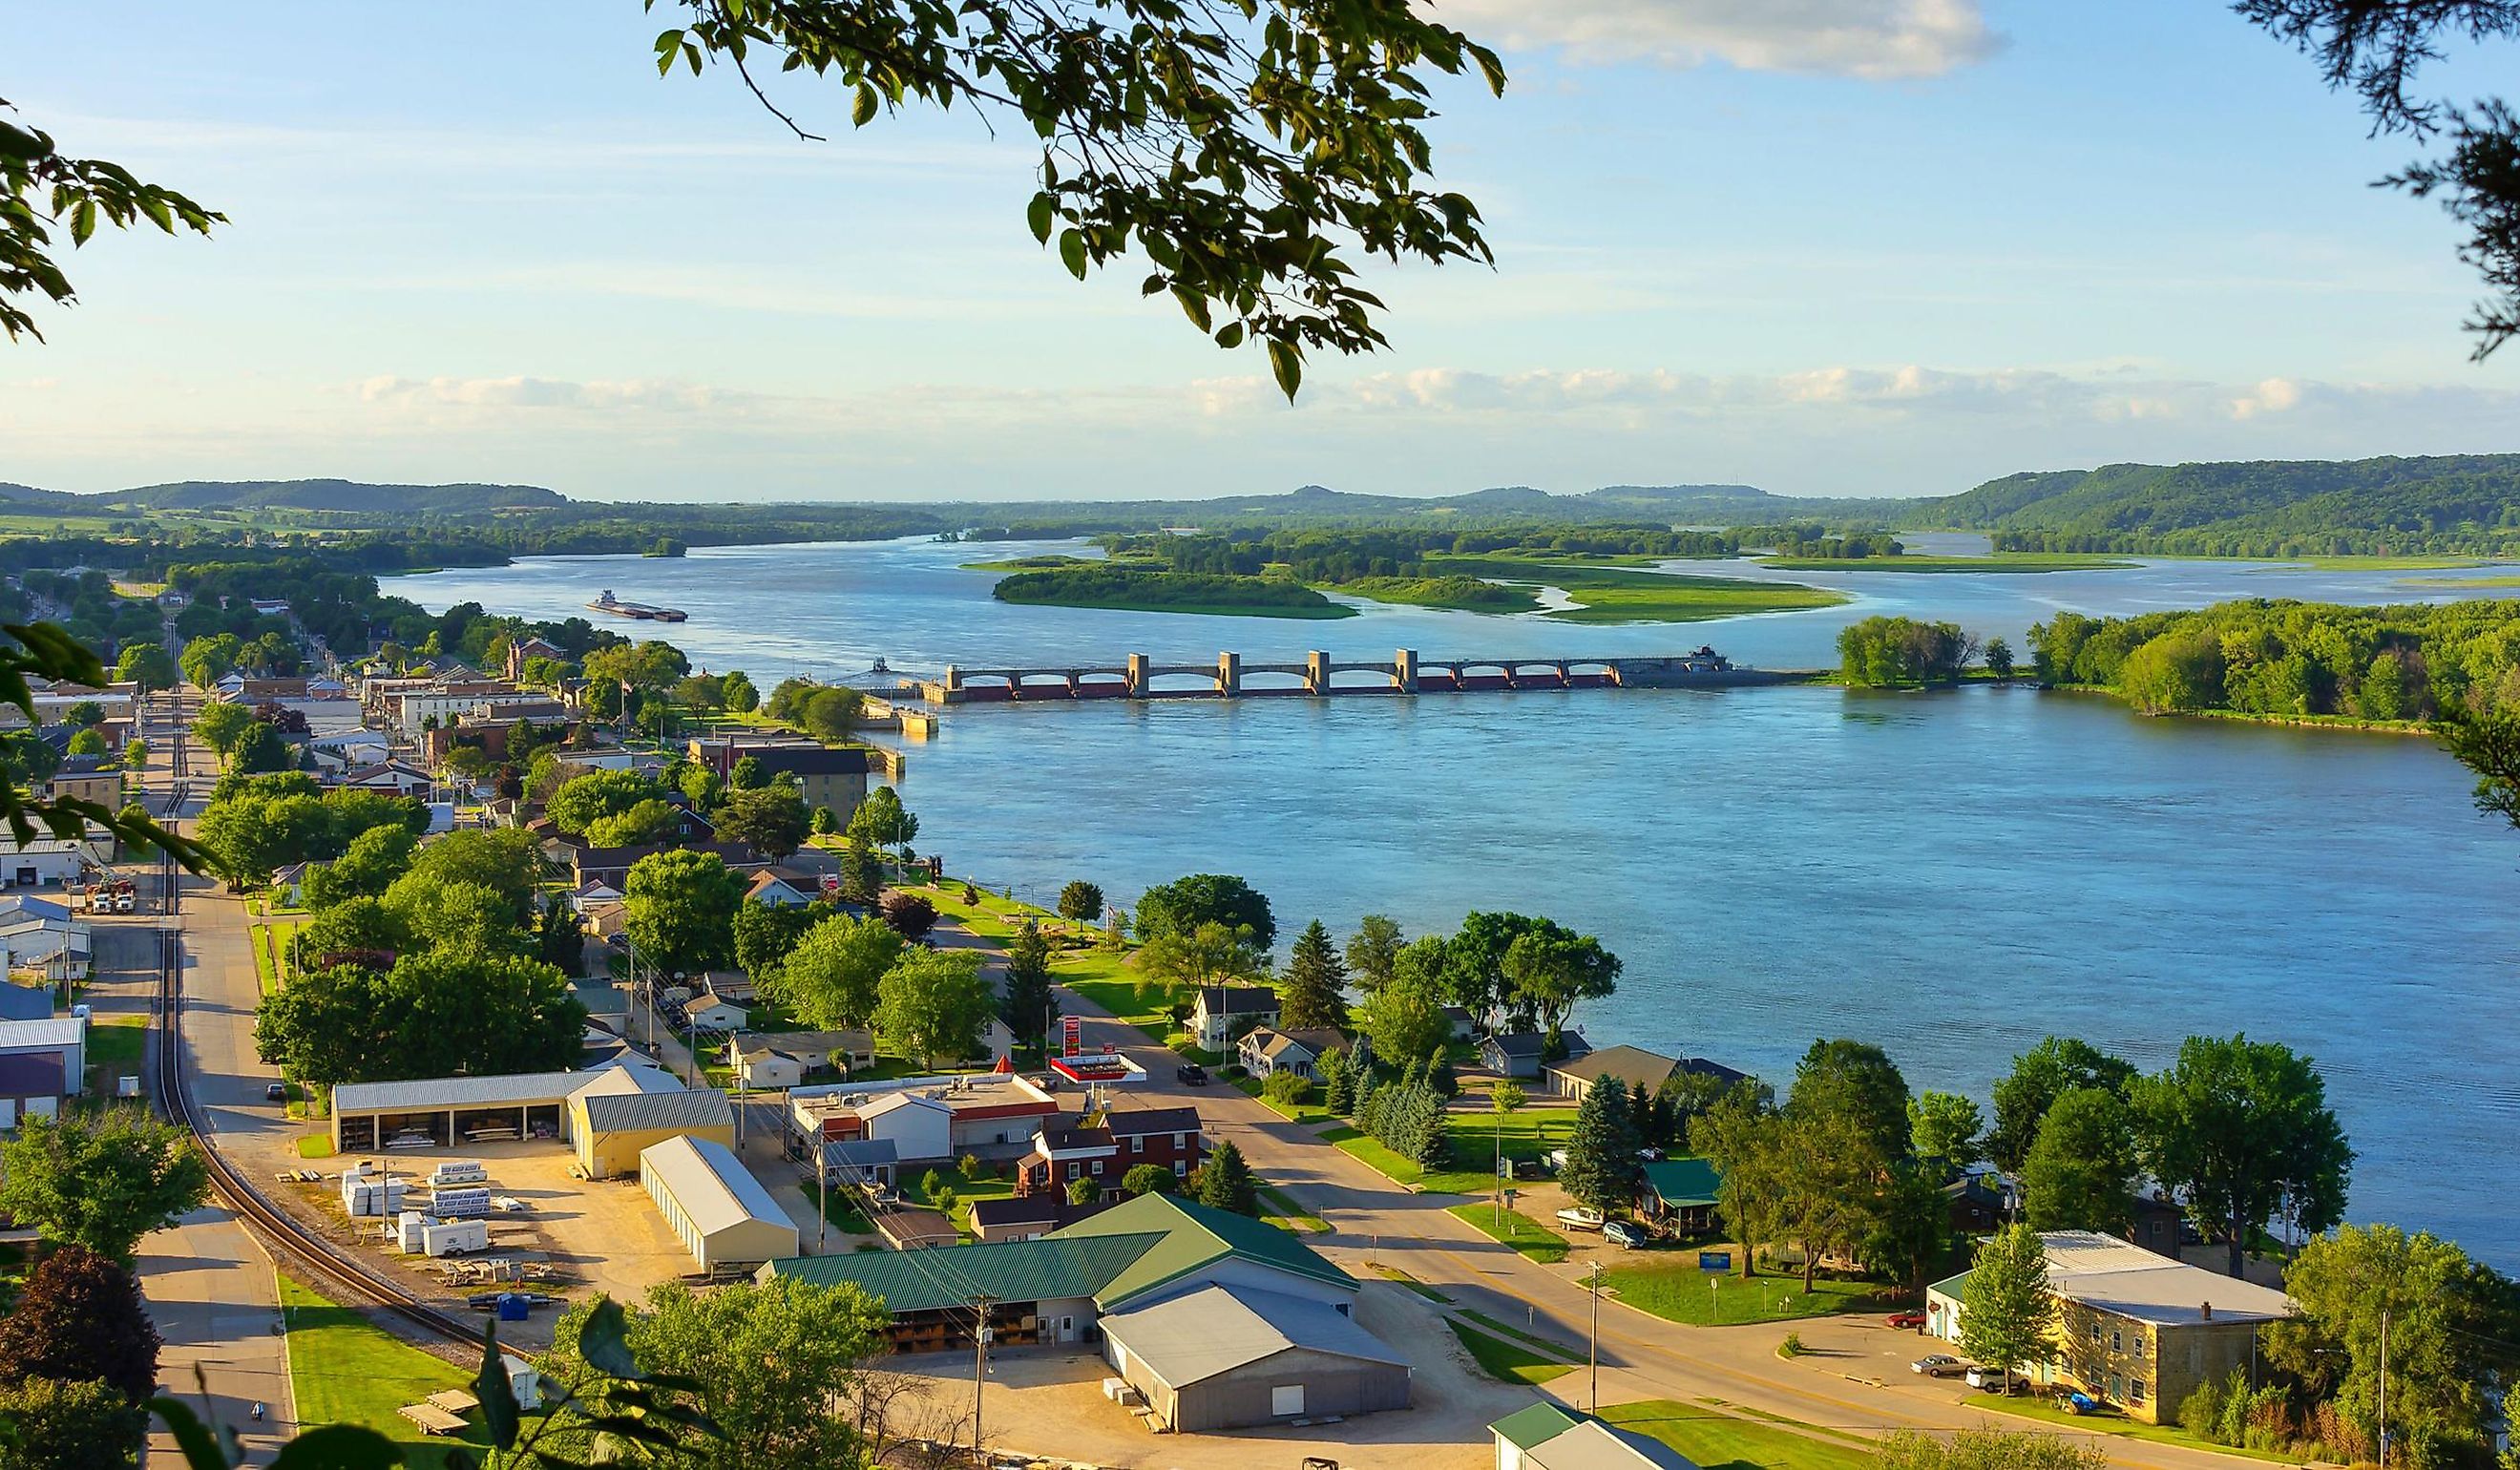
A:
1759;553;2135;573
2044;682;2439;736
1432;556;1848;623
992;566;1357;620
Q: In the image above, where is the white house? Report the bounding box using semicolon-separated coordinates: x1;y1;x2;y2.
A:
684;996;748;1034
1188;985;1279;1052
742;871;815;908
732;1045;804;1090
336;759;434;800
855;1091;953;1162
1492;1404;1697;1470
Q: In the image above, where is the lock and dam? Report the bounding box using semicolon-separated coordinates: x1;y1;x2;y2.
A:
910;648;1822;704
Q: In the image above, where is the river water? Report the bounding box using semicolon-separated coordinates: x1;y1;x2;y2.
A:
408;538;2520;1263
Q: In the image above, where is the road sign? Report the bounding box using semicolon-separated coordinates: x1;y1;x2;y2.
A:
1699;1250;1732;1272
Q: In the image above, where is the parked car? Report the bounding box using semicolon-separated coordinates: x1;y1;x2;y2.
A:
1510;1159;1549;1181
1911;1354;1966;1378
1886;1310;1926;1330
1543;1147;1572;1172
1176;1062;1208;1085
1604;1220;1648;1250
1965;1366;2017;1394
263;1082;287;1102
1555;1206;1606;1232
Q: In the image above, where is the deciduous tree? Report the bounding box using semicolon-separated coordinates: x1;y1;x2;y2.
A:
878;891;937;941
1121;1164;1174;1198
1909;1090;1985;1175
0;1110;209;1263
623;849;746;974
0;1376;147;1470
2020;1086;2138;1235
2266;1224;2507;1466
874;947;990;1067
1959;1225;2056;1384
1354;966;1449;1071
1987;1037;2137;1174
782;911;902;1030
1056;879;1102;929
548;769;669;836
2131;1033;2353;1276
1134;873;1274;950
732;898;818;984
0;1246;160;1403
1343;914;1403;993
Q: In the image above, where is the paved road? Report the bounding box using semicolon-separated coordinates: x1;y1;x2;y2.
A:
1054;980;2253;1470
128;690;301;1463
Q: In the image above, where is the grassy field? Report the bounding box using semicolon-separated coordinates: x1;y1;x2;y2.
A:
86;1014;145;1095
1598;1400;1878;1470
1322;1110;1579;1194
1448;1201;1572;1263
1229;1075;1334;1124
2399;574;2520;587
1435;556;1847;624
1606;1263;1884;1327
957;553;1115;572
279;1276;488;1468
1446;1318;1574;1385
1758;553;2132;573
1962;1393;2301;1463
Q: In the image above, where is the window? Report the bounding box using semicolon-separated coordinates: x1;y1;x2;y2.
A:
2132;1379;2147;1402
1128;1134;1140;1153
2088;1324;2103;1345
1174;1132;1187;1147
1173;1159;1187;1176
2110;1329;2123;1353
1090;1160;1104;1176
1066;1163;1079;1181
2108;1376;2123;1400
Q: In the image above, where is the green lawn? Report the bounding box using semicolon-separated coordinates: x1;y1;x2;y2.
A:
1962;1393;2302;1464
1446;1318;1573;1385
1325;1110;1578;1194
1757;553;2132;574
85;1015;144;1095
1460;1307;1584;1361
279;1276;489;1468
905;1167;1017;1237
297;1134;334;1159
1230;1075;1333;1124
1449;1201;1571;1263
1433;556;1848;624
1605;1263;1885;1327
1257;1184;1329;1234
1599;1400;1878;1470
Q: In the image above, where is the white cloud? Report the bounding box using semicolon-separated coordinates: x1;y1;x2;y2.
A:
2230;377;2304;420
1431;0;2000;79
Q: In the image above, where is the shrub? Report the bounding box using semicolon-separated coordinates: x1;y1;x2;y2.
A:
1778;1332;1805;1358
1261;1070;1316;1107
1878;1429;2106;1470
957;1153;985;1182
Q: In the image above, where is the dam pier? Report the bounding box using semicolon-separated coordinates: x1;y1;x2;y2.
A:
914;647;1818;704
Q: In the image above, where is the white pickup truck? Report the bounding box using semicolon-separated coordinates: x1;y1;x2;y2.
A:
1555;1206;1606;1232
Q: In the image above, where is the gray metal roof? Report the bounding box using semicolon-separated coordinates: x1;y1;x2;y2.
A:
1100;1284;1406;1388
639;1134;796;1241
577;1089;734;1134
332;1070;588;1114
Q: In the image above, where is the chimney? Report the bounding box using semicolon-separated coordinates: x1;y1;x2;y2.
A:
2199;1301;2213;1321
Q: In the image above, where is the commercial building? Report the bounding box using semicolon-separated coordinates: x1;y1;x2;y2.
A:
639;1134;800;1270
0;837;107;892
0;1016;86;1097
683;735;872;822
329;1060;682;1153
787;1072;1060;1165
760;1192;1405;1433
568;1076;735;1179
0;1053;67;1126
1925;1229;2297;1423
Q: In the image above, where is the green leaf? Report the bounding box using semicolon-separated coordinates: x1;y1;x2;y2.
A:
1213;322;1244;349
1058;228;1088;281
473;1324;520;1450
1171;284;1212;332
1266;338;1303;401
70;199;96;247
578;1295;641;1379
852;83;878;128
148;1396;230;1470
270;1426;408;1470
1025;193;1055;244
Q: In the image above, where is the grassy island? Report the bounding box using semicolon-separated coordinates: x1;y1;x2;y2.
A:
1436;556;1847;623
1334;574;1540;613
1759;552;2134;573
992;566;1355;619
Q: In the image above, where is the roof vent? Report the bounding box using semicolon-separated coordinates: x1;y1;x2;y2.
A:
2199;1301;2213;1321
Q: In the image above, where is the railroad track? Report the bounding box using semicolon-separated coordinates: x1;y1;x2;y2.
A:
150;689;477;1349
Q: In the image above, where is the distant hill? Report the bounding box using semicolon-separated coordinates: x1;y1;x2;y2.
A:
110;478;566;514
1914;455;2520;547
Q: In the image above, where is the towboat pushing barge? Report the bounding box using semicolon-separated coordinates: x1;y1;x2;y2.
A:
587;590;687;622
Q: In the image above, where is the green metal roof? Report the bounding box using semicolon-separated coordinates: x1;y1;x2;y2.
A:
1640;1155;1722;1208
1490;1401;1585;1450
1929;1268;1974;1300
760;1231;1168;1314
1048;1191;1356;1309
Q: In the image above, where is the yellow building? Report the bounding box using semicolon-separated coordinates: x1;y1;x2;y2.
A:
566;1068;735;1178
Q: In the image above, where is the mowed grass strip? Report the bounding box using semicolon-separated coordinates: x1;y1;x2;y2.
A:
1448;1201;1571;1263
1604;1263;1883;1327
1597;1399;1880;1470
1445;1318;1573;1385
1433;556;1847;624
279;1276;488;1468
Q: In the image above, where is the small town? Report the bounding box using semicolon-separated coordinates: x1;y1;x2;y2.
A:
0;570;2473;1470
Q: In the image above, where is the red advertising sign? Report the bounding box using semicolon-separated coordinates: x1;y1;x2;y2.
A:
1061;1016;1082;1057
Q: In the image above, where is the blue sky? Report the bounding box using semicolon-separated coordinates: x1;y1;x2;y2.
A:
6;0;2516;503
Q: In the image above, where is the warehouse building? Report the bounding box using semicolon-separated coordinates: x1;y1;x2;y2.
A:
571;1082;735;1179
760;1192;1409;1430
1101;1283;1411;1431
640;1134;799;1271
329;1060;684;1154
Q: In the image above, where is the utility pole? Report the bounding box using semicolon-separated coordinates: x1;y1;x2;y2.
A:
1587;1261;1604;1413
971;1292;998;1462
816;1144;828;1250
2378;1308;2389;1470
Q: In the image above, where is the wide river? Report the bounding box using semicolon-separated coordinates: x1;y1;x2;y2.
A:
409;537;2520;1264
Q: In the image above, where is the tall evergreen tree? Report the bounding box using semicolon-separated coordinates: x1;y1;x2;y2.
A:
1000;922;1056;1054
536;894;586;976
1277;918;1349;1030
1195;1139;1260;1216
1561;1076;1644;1214
1318;1048;1353;1114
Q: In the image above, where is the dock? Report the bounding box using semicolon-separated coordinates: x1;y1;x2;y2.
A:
912;648;1819;704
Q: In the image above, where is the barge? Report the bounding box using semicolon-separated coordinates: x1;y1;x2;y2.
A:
587;590;687;622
